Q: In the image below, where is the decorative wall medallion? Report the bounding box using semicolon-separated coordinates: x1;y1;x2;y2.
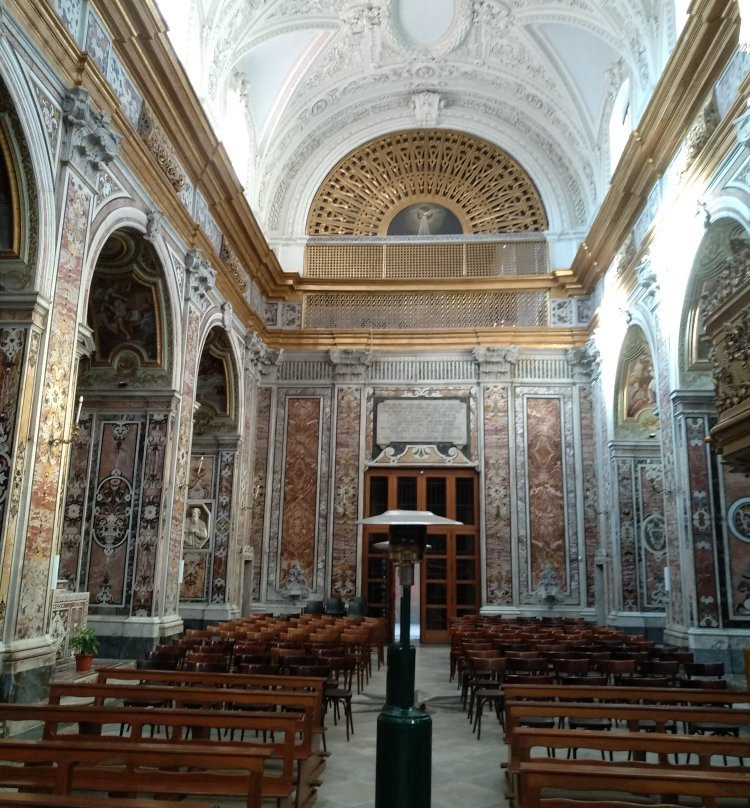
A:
642;512;666;556
728;497;750;543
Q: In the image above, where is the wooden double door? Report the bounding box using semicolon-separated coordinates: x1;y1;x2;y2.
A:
362;469;480;643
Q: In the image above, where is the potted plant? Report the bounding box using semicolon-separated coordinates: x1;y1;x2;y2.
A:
70;625;99;672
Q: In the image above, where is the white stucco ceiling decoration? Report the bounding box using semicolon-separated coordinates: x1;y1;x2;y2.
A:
159;0;673;252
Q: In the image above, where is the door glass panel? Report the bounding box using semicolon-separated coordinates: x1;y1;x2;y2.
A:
426;583;447;604
426;608;447;629
455;534;475;555
456;583;475;606
426;477;447;516
368;533;388;552
369;477;388;517
456;559;475;580
397;477;417;509
455;477;475;525
425;558;447;579
368;557;387;578
427;534;446;554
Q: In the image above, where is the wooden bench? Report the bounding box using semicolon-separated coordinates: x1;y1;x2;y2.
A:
0;795;215;808
0;702;300;808
517;760;750;807
0;737;265;807
508;727;750;804
93;666;327;737
504;700;750;741
48;680;323;808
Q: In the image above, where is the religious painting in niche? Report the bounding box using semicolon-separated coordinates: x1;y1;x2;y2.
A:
0;148;13;252
387;202;463;236
88;270;160;365
622;348;656;422
197;350;229;416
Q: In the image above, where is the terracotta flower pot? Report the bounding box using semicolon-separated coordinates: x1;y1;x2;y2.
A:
75;653;94;672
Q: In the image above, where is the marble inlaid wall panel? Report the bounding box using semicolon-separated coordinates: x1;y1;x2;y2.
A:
280;397;321;589
250;387;272;601
0;327;25;550
86;418;142;608
211;451;235;603
524;397;567;591
60;415;94;587
515;391;579;604
267;388;332;599
653;321;684;626
579;387;599;606
721;468;750;624
613;454;666;611
331;387;361;601
131;413;169;616
683;415;721;628
482;385;512;604
636;460;667;610
615;458;639;610
18;176;91;639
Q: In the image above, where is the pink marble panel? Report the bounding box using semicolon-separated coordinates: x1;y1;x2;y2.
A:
280;398;321;586
483;385;512;604
526;397;566;589
331;387;361;600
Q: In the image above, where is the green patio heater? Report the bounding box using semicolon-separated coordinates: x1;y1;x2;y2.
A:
358;509;462;808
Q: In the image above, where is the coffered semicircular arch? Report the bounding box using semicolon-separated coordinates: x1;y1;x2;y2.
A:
305;129;548;237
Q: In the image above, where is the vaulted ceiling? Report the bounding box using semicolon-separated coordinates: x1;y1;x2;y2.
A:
157;0;678;259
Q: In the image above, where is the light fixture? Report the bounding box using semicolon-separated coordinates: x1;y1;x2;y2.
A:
357;509;461;808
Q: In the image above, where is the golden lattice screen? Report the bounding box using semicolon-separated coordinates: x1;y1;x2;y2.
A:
306;130;548;236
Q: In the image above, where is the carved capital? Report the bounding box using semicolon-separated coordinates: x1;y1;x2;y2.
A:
734;99;750;149
244;332;283;381
144;209;164;244
184;249;216;305
76;323;95;360
636;255;660;306
138;105;186;192
567;338;601;382
473;346;518;382
329;348;371;383
60;87;121;188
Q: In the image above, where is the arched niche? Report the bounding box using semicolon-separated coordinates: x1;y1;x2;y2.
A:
180;325;240;609
60;227;175;618
0;75;38;291
79;228;173;391
614;325;659;441
678;217;748;390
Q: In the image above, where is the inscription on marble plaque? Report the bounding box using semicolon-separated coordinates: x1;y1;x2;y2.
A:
376;398;467;447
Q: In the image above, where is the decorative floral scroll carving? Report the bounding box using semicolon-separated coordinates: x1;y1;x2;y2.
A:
138;104;187;192
60;87;121;188
219;239;249;293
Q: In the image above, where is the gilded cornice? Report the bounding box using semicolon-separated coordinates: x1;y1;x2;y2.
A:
571;0;740;293
265;328;587;353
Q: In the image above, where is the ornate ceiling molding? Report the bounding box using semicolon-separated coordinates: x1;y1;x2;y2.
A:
305;129;548;235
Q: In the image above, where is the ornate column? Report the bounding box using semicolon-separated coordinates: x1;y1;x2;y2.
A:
1;87;119;697
329;349;370;602
473;346;516;611
246;334;282;609
166;250;215;624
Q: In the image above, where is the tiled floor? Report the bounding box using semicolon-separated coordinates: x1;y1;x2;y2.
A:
317;643;509;808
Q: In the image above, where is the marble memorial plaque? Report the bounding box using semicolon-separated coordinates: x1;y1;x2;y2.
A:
376;398;467;446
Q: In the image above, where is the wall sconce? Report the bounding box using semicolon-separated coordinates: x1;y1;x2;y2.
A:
48;396;83;447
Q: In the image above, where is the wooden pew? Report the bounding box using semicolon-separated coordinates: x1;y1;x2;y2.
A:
504;699;750;742
0;795;215;808
0;737;265;807
508;727;750;804
48;681;323;808
0;702;299;808
93;665;327;739
517;760;750;807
